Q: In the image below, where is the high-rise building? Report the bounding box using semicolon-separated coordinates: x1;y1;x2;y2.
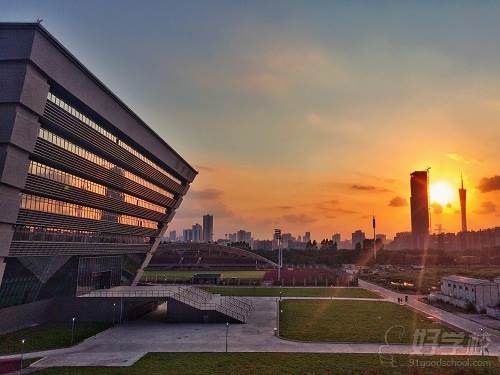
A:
332;233;341;246
202;214;213;242
410;170;430;249
192;224;202;242
236;230;252;244
459;175;467;233
228;233;237;242
282;233;295;249
0;23;196;327
169;230;177;242
303;232;311;243
352;230;365;249
183;229;193;242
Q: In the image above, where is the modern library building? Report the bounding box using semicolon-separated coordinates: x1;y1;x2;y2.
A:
0;23;196;330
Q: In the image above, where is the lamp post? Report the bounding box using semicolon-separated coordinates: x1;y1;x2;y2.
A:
225;322;230;353
71;317;76;345
275;229;282;283
112;303;116;325
19;339;25;375
480;328;485;356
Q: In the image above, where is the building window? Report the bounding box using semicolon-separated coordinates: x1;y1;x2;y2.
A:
38;128;174;198
20;193;158;229
47;92;182;185
28;161;167;214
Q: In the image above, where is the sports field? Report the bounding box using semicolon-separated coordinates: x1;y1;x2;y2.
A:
141;270;266;281
204;287;380;298
279;300;467;344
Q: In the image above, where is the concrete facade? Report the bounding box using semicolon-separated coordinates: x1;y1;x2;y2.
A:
0;23;197;328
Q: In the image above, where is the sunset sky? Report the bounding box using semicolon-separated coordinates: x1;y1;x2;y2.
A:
3;1;499;240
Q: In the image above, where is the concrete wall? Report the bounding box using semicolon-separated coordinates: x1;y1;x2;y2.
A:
165;299;239;324
0;299;52;334
0;297;164;333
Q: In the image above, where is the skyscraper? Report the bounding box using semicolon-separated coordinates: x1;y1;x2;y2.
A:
303;232;311;243
192;224;202;242
352;230;365;249
169;230;177;242
332;233;341;246
410;170;430;249
183;229;193;242
459;175;467;233
202;214;214;242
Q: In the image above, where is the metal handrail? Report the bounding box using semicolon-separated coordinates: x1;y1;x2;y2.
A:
173;286;247;322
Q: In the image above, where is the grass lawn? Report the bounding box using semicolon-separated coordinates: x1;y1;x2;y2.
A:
33;353;499;374
280;300;467;344
364;266;500;294
141;270;266;281
204;286;380;298
0;322;112;355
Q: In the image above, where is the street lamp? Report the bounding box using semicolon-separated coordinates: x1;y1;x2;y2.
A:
19;338;25;375
225;322;230;353
112;303;116;325
71;317;76;345
479;328;485;356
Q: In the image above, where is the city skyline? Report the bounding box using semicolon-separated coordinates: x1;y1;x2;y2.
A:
3;1;499;240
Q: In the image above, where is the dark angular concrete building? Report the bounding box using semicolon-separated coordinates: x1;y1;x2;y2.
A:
0;23;196;328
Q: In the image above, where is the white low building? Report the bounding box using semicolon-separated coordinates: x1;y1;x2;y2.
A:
429;275;500;315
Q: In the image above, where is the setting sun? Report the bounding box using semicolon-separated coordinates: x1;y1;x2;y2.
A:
429;181;454;206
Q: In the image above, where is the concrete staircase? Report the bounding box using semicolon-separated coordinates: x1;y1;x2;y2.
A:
169;286;252;323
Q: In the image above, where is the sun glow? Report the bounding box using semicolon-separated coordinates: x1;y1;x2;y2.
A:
429;181;454;206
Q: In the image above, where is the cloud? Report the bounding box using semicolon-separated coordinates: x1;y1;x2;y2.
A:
275;205;293;210
351;184;390;193
188;188;223;200
431;203;443;214
446;153;481;164
474;201;497;215
315;199;340;211
388;196;408;207
477;176;500;193
335;208;358;214
282;214;317;224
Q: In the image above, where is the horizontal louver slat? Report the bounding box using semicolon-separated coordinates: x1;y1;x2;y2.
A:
43;101;185;194
24;174;168;222
32;139;177;208
16;209;160;237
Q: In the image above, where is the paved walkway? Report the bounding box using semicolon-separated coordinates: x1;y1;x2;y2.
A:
0;284;498;369
358;280;500;345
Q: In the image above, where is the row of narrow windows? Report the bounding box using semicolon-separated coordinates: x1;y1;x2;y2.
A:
39;127;174;199
29;161;167;214
47;92;182;185
20;193;158;229
13;225;150;244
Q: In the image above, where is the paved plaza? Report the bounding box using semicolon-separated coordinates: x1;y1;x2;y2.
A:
1;283;498;369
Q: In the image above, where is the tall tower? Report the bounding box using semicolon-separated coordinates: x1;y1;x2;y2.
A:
410;170;430;249
459;174;467;232
202;214;214;242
